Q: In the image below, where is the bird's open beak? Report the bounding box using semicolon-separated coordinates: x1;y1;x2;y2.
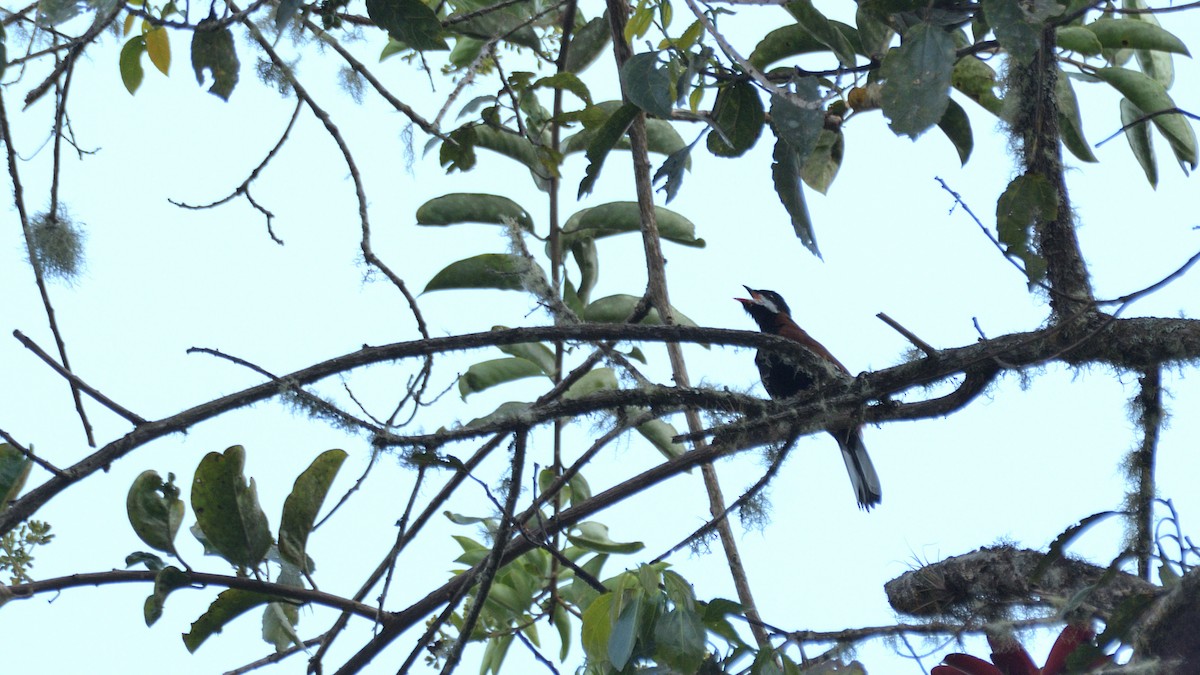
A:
735;286;762;306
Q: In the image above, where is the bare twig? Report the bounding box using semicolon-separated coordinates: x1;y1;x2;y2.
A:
7;569;380;618
170;100;304;245
0;427;64;477
877;312;938;358
13;330;146;426
1;89;96;446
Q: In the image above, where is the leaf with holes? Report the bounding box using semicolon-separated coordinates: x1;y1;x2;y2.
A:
191;445;272;570
127;470;184;555
191;17;239;100
996;174;1056;284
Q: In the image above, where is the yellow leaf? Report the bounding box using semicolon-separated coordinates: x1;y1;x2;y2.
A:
123;12;136;36
145;26;170;75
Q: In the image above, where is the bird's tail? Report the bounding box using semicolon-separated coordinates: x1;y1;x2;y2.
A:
834;428;882;510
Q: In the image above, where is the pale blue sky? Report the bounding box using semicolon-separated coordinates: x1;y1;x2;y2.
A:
2;3;1199;673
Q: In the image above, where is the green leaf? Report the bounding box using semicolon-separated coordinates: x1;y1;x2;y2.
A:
278;449;347;571
190;17;240;101
120;36;147;95
0;443;32;508
463;401;534;430
569;521;645;554
936;99;973;165
36;0;82;26
533;72;592;106
996;173;1056;284
458;357;546;398
447;35;485;67
564;101;686;158
982;0;1056;64
581;592;614;665
620;52;673;118
855;6;894;59
880;22;956;138
127;470;184;555
565;15;611;74
1120;97;1158;187
552;603;572;660
1094;66;1198;170
275;0;304;30
800;129;844;193
144;566;191;626
1056;25;1102;56
145;26;170;75
1056;73;1098;163
479;634;514;674
262;601;302;653
563;368;619;399
494;333;558;376
771;137;818;256
608;593;640;670
653;607;706;673
366;0;448;51
706;81;765;157
579;102;639;197
571;239;599;304
448;0;539;50
651;138;697;203
951;56;1004;116
1086;17;1189;56
770;81;824;159
415;193;534;232
581;294;701;329
562;202;704;248
191;445;273;570
440;126;477;173
749;24;831;70
473;126;555;191
635;417;685;460
183;588;277;652
424;253;537;292
785;0;858;66
126;551;166;571
1124;0;1175;87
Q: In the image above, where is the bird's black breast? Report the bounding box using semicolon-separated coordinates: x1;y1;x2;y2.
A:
755;350;819;399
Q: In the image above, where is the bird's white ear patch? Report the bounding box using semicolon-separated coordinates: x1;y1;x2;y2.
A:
758;295;779;314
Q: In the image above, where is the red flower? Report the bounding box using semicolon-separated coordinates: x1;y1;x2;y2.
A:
932;624;1108;675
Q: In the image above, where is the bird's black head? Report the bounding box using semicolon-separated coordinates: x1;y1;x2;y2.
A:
736;286;792;331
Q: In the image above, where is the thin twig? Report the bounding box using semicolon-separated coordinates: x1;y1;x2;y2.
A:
1;90;97;445
11;331;146;426
0;427;64;477
224;633;328;675
877;312;938;357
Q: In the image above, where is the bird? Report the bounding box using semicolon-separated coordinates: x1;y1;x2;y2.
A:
736;286;882;510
